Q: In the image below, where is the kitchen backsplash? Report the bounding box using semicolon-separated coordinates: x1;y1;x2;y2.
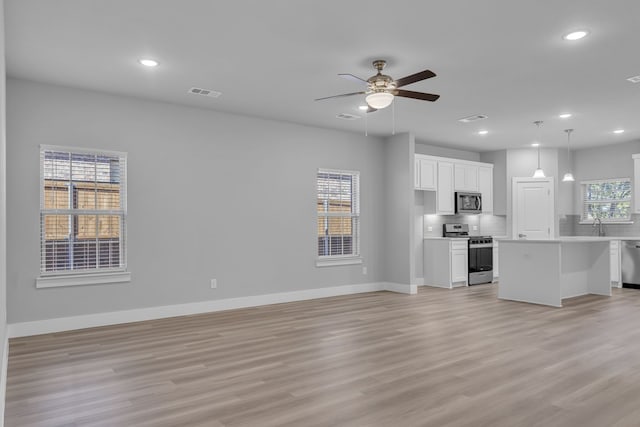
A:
480;215;507;237
423;214;506;237
563;214;640;237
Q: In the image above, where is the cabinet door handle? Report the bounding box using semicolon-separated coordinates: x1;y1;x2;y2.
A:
518;233;527;239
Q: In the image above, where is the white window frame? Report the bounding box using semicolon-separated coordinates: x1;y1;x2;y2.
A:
316;168;362;267
36;145;131;288
579;178;633;224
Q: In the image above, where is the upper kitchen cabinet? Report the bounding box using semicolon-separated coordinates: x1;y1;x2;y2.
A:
437;161;455;214
415;154;493;215
478;166;493;213
454;164;478;192
414;155;437;191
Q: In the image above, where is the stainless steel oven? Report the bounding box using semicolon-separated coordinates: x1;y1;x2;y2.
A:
468;236;493;285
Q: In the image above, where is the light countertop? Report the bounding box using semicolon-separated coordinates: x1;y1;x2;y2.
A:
499;236;630;243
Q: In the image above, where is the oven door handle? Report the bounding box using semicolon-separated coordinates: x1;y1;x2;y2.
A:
469;243;493;249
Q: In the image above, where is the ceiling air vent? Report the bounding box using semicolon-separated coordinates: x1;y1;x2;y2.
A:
626;75;640;83
336;113;361;120
458;114;488;123
188;87;222;98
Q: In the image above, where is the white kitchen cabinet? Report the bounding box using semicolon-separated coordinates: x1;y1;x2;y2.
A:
454;163;478;192
424;238;468;288
610;240;621;287
478;166;493;213
415;154;493;215
437;161;455;214
493;241;499;280
634;154;640;213
414;156;437;190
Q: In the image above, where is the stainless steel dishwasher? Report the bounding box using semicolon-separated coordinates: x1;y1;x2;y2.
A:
622;241;640;288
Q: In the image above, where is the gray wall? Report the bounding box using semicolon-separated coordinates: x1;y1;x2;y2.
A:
567;139;640;237
480;150;507;215
572;140;640;215
6;78;389;323
0;0;8;397
415;142;480;162
384;133;415;285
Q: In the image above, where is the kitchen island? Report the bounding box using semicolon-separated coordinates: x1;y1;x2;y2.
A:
498;237;611;307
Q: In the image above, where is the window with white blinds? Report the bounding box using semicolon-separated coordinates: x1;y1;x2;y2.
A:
317;169;360;260
40;146;127;275
581;178;631;223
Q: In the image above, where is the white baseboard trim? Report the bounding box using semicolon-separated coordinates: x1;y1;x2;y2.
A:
0;332;8;427
9;282;399;338
383;282;418;295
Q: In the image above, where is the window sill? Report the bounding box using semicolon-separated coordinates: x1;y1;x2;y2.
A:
316;257;363;267
579;221;634;225
36;271;131;289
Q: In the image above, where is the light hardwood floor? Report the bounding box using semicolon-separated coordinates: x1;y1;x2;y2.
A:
6;285;640;427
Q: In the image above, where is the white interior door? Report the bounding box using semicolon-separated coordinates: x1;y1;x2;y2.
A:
512;178;554;240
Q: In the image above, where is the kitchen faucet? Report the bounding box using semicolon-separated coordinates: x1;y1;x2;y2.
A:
593;218;605;236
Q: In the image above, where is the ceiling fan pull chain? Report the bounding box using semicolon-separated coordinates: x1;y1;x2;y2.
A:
392;100;396;135
365;110;368;137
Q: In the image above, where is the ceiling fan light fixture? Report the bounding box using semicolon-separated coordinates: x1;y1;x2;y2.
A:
366;92;394;109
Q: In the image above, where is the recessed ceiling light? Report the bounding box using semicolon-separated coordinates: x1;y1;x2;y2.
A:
563;30;589;41
613;129;625;134
138;58;159;67
478;130;489;135
358;105;368;111
531;143;540;147
559;113;572;119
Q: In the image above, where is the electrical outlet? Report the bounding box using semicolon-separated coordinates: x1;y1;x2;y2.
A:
210;278;217;289
427;226;433;232
362;266;367;275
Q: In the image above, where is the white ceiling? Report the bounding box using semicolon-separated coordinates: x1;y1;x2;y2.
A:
5;0;640;152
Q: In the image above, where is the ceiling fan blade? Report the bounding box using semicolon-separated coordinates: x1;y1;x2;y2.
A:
392;89;440;102
314;91;366;101
339;73;369;85
394;70;436;88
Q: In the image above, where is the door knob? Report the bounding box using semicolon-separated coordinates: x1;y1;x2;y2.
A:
518;233;527;239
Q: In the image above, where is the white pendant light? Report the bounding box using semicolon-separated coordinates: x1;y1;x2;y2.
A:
366;91;394;109
562;129;575;182
532;121;546;178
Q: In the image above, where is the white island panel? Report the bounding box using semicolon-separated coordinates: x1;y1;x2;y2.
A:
498;239;610;307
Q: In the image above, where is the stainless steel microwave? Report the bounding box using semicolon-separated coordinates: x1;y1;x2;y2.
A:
455;192;482;214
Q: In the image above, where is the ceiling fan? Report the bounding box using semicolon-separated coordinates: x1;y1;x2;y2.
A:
315;60;440;112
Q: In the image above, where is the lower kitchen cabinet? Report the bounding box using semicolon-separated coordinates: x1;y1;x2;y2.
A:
493;241;499;280
424;239;468;288
611;240;621;287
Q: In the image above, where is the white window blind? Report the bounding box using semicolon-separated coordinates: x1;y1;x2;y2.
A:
317;169;360;258
40;146;127;275
581;178;631;223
